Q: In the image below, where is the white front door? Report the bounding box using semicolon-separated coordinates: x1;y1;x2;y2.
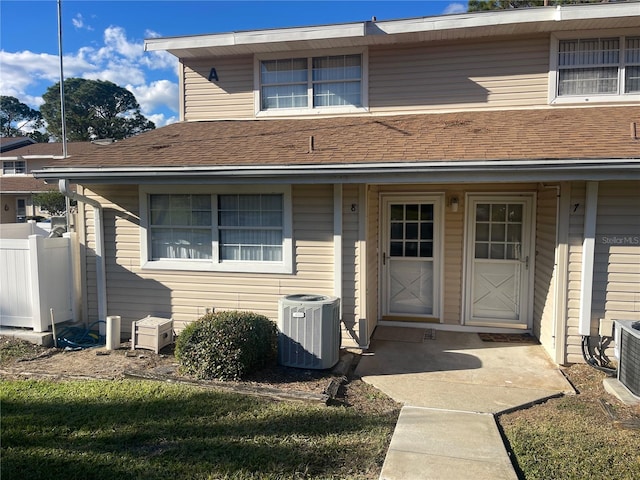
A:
464;195;534;328
382;195;442;320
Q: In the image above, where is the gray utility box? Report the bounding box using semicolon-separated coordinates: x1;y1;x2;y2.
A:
132;316;173;354
278;294;341;370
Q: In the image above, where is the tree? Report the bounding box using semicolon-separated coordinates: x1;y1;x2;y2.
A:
0;96;47;141
33;190;68;216
40;78;155;141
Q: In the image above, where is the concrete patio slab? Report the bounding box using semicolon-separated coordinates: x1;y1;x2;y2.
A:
356;330;573;413
355;329;575;480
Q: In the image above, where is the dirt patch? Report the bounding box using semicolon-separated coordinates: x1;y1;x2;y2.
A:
0;336;400;414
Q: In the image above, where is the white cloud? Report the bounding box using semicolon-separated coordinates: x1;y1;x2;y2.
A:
102;26;143;60
127;80;179;115
0;50;97;106
443;3;467;14
0;24;178;122
72;13;94;31
146;113;179;128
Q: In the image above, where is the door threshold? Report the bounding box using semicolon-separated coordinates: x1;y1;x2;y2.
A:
381;315;440;324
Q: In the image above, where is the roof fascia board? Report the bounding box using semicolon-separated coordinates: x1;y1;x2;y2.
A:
34;159;640;185
145;23;366;52
145;4;639;54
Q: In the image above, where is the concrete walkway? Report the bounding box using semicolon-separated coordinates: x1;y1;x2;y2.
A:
355;328;575;480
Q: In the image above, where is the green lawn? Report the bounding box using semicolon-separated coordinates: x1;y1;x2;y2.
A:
499;365;640;480
1;379;397;480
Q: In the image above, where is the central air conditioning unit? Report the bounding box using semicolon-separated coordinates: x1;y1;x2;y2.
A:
278;294;340;370
614;320;640;399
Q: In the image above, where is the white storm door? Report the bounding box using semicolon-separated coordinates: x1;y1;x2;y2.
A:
465;196;533;327
382;197;441;319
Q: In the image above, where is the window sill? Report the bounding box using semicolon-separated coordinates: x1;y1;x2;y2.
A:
255;106;369;117
141;259;293;274
550;94;640;105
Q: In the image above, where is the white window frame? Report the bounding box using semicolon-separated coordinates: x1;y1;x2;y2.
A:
549;29;640;105
254;47;369;117
139;185;293;274
2;160;26;175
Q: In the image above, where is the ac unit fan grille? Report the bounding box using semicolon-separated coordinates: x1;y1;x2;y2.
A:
619;328;640;397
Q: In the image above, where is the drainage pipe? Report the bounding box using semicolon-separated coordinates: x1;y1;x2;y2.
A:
59;179;107;335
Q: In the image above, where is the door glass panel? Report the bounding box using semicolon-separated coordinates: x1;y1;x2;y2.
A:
420;204;434;220
508;204;523;222
491;204;506;222
476;204;490;221
390;223;403;239
491;224;506;242
406;204;419;221
475;243;489;259
507;224;521;242
420;242;433;258
491;244;505;259
406;223;418;239
405;242;418;257
390;204;404;221
476;223;489;242
390;242;403;256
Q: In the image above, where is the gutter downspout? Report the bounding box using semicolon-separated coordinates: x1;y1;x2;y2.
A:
578;181;598;337
59;179;106;335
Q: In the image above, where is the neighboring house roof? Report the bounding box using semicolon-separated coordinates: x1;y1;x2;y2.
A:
0;175;50;194
0;141;104;159
1;142;95;194
0;137;36;153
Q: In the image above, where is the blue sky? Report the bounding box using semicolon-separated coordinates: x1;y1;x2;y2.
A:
0;1;467;128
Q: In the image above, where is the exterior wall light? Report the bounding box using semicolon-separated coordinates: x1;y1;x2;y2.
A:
449;196;459;213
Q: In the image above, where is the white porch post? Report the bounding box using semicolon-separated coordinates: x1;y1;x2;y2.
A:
334;184;343;320
578;181;598;336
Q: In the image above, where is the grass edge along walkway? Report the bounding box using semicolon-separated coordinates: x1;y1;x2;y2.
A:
1;379;398;480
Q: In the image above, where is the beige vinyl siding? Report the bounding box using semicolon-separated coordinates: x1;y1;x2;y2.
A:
565;181;640;364
368;35;549;113
79;184;335;336
533;184;559;358
341;184;364;347
182;55;255;121
366;185;380;340
179;35;550;121
443;190;465;325
592;182;640;326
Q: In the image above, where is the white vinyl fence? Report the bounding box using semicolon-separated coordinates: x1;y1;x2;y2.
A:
1;230;78;332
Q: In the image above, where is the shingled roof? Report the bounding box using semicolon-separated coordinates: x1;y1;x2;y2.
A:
0;176;50;193
36;107;638;171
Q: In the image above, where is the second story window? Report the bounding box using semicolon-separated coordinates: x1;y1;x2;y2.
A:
259;53;363;112
553;35;640;102
2;160;26;175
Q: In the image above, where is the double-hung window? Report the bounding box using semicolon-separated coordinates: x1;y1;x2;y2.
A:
141;186;292;273
258;51;366;114
551;33;640;103
2;160;26;175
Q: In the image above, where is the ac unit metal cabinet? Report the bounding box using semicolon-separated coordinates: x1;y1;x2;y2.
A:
278;294;340;370
615;320;640;399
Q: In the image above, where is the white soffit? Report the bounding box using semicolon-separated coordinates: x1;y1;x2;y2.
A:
145;4;640;58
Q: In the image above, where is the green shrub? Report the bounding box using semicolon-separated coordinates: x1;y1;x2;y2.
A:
175;311;277;381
